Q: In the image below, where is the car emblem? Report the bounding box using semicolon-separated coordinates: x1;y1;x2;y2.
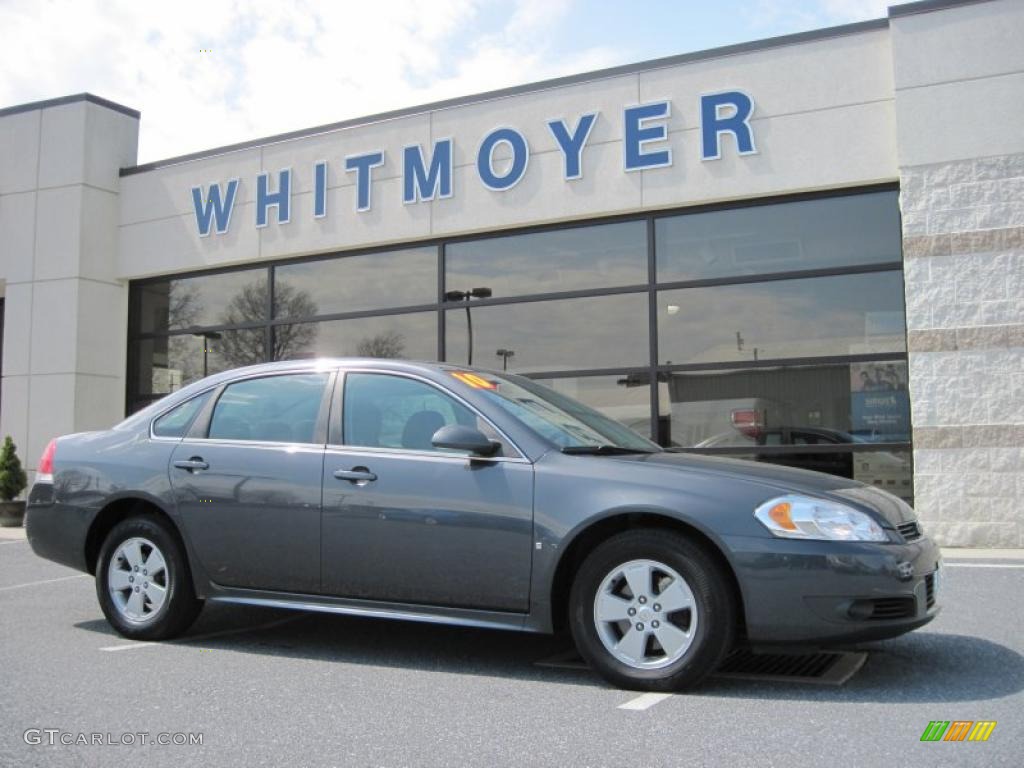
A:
897;561;914;580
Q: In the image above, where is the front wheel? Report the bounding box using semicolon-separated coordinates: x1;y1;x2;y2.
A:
569;529;736;691
96;514;203;640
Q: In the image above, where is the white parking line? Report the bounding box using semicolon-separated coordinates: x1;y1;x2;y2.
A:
0;574;90;592
943;563;1024;569
618;692;672;711
0;539;29;545
99;615;301;652
100;641;155;652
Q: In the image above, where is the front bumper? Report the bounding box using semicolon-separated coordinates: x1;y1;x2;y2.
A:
725;532;941;646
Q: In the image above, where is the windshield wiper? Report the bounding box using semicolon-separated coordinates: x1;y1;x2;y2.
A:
560;445;658;455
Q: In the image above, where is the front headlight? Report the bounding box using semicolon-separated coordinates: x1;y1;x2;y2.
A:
753;494;888;542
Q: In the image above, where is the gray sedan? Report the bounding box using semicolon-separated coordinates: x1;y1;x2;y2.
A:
26;359;940;690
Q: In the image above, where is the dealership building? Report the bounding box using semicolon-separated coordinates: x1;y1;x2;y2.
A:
0;0;1021;546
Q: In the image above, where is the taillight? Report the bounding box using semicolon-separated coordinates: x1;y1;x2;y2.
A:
36;439;57;483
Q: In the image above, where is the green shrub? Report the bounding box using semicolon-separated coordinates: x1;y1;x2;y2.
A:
0;436;28;502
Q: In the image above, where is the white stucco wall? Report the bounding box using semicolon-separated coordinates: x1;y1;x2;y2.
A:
0;98;138;484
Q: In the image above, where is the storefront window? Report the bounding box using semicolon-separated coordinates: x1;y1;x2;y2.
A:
657;271;906;366
655;191;901;282
272;313;438;361
659;361;910;449
131;328;264;397
132;268;269;333
127;187;911;502
529;375;653;439
445;293;649;373
446;221;647;299
274;247;437;318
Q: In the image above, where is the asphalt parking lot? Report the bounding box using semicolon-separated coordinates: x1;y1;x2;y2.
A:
1;531;1022;768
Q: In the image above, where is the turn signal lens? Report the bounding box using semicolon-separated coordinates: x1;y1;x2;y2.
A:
451;372;498;390
767;502;797;531
753;494;888;542
36;438;57;484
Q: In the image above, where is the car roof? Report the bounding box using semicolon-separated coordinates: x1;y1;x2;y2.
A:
115;358;509;431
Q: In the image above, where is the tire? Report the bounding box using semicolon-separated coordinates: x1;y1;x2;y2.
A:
569;529;736;691
96;514;203;640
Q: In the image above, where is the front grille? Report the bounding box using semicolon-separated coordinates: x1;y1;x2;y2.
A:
897;521;921;541
925;573;936;609
867;597;916;620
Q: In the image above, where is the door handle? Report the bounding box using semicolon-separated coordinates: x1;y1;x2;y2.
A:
333;467;377;483
173;458;209;472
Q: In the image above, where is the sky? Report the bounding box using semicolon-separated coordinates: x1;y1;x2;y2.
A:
0;0;893;163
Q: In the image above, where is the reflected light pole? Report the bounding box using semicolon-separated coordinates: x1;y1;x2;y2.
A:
496;348;515;370
192;329;223;378
444;287;492;365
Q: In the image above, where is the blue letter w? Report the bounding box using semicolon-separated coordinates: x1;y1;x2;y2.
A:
191;180;239;236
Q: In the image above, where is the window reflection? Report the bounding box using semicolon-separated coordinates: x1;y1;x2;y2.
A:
660;361;910;449
446;221;646;298
446;293;649;373
718;450;913;503
274;248;437;318
133;269;270;333
272;313;437;361
656;191;901;282
132;329;264;396
658;272;906;366
530;375;653;439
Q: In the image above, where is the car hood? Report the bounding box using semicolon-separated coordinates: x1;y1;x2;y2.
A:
604;451;911;526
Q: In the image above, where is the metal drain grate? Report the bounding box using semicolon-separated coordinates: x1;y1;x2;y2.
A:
534;648;867;686
714;649;867;685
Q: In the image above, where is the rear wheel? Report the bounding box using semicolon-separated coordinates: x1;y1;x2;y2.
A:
569;529;735;691
96;515;202;640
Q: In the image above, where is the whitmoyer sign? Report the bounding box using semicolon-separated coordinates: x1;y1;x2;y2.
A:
191;92;757;237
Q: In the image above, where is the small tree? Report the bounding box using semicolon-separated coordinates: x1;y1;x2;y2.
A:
0;437;28;502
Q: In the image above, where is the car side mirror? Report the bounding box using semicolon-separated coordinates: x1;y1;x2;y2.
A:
431;425;500;456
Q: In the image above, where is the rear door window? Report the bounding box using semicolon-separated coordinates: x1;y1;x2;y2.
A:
152;391;213;438
208;373;329;444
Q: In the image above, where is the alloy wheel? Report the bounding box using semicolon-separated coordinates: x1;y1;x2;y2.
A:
592;558;698;669
107;536;169;624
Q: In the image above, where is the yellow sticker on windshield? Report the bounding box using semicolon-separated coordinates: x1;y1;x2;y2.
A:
451;372;498;390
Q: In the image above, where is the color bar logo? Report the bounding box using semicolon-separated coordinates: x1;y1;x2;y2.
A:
920;721;997;742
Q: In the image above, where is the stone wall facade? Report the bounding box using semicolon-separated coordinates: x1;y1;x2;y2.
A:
901;152;1024;546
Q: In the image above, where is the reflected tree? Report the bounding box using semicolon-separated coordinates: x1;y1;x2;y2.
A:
167;281;203;330
356;330;406;358
216;280;318;366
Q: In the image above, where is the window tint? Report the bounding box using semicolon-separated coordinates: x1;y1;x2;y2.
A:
343;373;495;454
655;191;901;282
274;248;437;317
446;221;646;299
208;373;329;443
445;293;649;373
272;312;438;362
133;268;269;333
152;391;213;438
131;329;267;397
660;361;910;448
657;272;906;366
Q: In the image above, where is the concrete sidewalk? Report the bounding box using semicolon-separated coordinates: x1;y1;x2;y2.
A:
0;525;27;541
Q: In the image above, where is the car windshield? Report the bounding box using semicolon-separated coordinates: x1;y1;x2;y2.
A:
455;371;660;453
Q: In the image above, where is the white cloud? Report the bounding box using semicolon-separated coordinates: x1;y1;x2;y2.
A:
0;0;618;162
746;0;890;32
